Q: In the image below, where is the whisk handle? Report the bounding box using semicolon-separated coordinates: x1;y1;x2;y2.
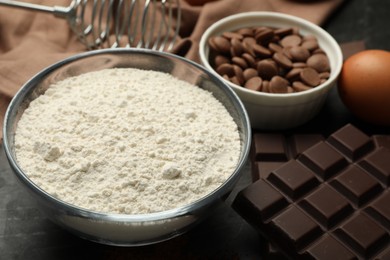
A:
0;0;72;18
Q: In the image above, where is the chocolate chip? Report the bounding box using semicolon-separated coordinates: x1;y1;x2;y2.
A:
222;31;243;40
230;76;240;85
216;63;234;77
292;81;313;92
307;53;331;73
257;59;279;80
243;68;258;81
292;62;308;68
313;48;326;55
286;68;303;81
280;47;292;60
214;55;230;67
269;42;283;53
232;56;248;69
262;80;270;93
211;36;231;53
273;52;293;69
300;67;321;87
254;26;269;34
237;27;254;37
242;37;257;46
230;38;244;56
280;35;302;47
245;76;263;91
242;53;256;67
253;44;272;58
233;65;245;85
301;39;319;51
242;41;256;57
289;46;310;62
319;71;330;79
270;76;289;93
274;27;294;37
255;28;274;44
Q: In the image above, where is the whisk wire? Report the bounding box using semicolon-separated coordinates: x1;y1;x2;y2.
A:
126;0;139;48
102;0;113;47
113;0;123;48
146;0;157;49
152;0;168;50
89;0;99;47
81;0;90;44
169;0;180;51
159;0;174;51
0;0;181;52
138;0;150;49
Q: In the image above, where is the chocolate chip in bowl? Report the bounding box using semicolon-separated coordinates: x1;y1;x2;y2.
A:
199;12;343;130
206;24;332;94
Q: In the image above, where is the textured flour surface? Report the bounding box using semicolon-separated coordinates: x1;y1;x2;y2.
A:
14;68;241;214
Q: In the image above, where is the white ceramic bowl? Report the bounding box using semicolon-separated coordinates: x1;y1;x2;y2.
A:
199;12;343;130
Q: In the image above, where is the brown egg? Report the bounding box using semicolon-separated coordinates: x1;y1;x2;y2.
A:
338;49;390;126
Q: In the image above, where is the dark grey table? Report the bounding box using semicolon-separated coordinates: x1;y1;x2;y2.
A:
1;0;390;259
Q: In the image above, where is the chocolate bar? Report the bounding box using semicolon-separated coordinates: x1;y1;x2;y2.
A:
234;124;390;259
250;133;324;181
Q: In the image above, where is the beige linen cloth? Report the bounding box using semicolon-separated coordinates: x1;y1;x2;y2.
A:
0;0;344;139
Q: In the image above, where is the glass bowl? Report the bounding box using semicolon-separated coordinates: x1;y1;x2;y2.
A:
3;48;251;246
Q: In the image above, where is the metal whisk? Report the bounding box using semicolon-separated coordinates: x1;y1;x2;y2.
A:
0;0;181;51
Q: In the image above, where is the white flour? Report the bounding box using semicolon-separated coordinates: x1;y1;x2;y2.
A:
14;68;241;214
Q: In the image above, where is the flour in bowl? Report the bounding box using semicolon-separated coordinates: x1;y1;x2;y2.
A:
14;68;241;214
